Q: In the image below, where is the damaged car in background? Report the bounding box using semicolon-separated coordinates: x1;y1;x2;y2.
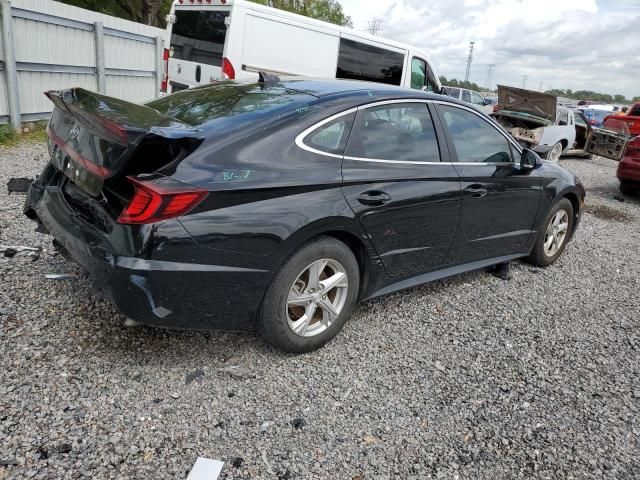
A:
491;85;628;162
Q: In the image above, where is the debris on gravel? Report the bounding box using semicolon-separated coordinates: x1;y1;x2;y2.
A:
1;143;639;479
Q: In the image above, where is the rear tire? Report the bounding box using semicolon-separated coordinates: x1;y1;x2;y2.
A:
526;198;574;267
620;181;639;196
258;236;360;353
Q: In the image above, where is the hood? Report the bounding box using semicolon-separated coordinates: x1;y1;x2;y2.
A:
497;85;557;122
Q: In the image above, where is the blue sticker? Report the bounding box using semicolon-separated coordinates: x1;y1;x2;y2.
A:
222;169;252;181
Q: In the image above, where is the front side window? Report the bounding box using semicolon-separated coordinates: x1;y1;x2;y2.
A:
439;105;513;163
304;114;354;154
410;57;427;90
336;39;404;86
345;103;440;162
471;91;485;105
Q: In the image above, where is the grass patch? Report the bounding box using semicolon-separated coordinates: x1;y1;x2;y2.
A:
0;120;48;146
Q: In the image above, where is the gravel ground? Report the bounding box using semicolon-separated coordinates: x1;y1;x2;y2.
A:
1;143;639;480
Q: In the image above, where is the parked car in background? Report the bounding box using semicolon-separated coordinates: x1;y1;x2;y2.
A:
491;86;627;162
617;136;640;195
604;102;640;137
163;0;441;94
582;108;615;128
26;79;585;352
443;86;493;113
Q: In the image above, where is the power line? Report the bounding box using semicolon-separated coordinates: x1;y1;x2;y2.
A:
484;64;495;90
521;75;528;88
464;41;475;83
366;18;383;36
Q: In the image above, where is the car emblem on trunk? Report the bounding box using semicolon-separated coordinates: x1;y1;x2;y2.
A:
69;123;80;140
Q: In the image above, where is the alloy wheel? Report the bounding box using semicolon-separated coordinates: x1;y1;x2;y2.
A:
548;142;563;162
543;209;569;257
286;258;349;337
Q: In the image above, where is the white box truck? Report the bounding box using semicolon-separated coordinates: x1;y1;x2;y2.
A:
162;0;442;94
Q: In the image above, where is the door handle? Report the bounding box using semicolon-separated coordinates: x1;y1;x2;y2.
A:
357;190;391;206
464;184;488;198
195;65;201;82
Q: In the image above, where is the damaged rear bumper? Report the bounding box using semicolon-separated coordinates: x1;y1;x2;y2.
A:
24;168;269;331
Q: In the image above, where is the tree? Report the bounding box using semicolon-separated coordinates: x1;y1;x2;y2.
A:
249;0;352;27
613;94;627;103
439;75;490;93
633;96;640;103
59;0;173;27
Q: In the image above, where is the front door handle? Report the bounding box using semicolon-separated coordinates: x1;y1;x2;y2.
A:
195;65;201;82
464;184;488;198
357;190;391;206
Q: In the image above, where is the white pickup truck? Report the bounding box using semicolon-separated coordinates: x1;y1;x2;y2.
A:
491;86;627;162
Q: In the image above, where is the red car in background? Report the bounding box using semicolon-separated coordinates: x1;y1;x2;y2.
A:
604;102;640;137
617;135;640;195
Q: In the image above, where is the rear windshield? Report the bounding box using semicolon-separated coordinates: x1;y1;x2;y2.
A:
146;83;316;127
170;10;229;66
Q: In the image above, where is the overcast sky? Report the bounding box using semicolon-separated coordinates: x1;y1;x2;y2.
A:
340;0;640;98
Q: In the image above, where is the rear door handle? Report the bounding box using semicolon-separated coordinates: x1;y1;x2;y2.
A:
464;184;488;198
357;190;391;206
195;65;201;82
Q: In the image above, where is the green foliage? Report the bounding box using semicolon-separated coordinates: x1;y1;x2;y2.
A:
544;88;633;104
632;96;640;103
0;124;17;145
439;76;491;93
58;0;173;27
0;121;47;146
248;0;352;27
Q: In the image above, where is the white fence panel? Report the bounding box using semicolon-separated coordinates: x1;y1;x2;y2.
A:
0;0;165;126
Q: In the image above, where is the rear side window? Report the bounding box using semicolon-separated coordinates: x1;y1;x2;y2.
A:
446;88;461;99
346;103;440;162
461;90;471;103
629;106;640;116
336;39;403;86
304;113;355;154
439;105;513;163
170;11;229;66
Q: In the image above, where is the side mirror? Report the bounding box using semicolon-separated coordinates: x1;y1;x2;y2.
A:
521;148;542;169
483;99;489;106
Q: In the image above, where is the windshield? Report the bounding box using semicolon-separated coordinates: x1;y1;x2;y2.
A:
146;83;316;127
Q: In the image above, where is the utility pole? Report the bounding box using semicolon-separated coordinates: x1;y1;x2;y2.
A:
484;64;495;91
538;81;543;91
521;75;528;88
367;18;383;36
464;41;475;83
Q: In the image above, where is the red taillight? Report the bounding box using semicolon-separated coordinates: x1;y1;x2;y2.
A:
118;177;208;224
161;48;169;93
222;57;235;80
626;136;640;157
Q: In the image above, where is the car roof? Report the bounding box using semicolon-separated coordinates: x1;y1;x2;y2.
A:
273;77;444;101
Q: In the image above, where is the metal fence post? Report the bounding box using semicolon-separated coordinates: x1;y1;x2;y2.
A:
94;21;106;93
155;36;163;97
1;0;21;130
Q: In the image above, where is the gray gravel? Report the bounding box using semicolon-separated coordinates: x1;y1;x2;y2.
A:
1;143;639;480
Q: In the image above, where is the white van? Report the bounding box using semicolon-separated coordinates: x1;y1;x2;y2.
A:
162;0;442;94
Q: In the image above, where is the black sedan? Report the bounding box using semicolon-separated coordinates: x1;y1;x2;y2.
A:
25;79;585;352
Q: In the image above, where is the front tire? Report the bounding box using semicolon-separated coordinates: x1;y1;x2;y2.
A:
258;237;360;353
544;141;564;162
526;198;574;267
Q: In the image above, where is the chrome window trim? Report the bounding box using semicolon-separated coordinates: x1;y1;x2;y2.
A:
295;98;523;165
294;107;358;159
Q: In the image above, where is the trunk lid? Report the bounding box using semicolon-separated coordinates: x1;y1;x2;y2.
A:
45;88;200;196
497;85;557;122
